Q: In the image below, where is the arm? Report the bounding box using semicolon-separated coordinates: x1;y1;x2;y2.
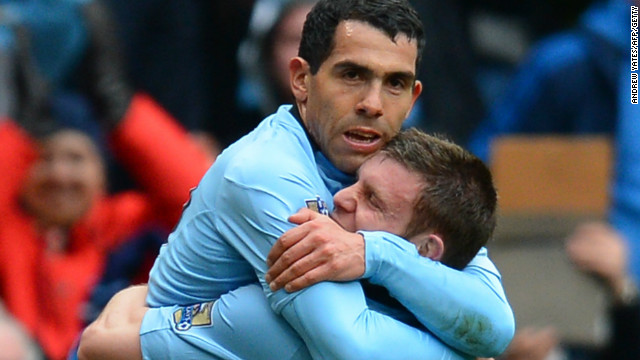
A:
363;232;514;357
267;216;514;357
566;222;640;360
78;285;148;360
108;94;211;227
80;0;210;228
282;281;469;360
219;173;470;360
0;121;38;216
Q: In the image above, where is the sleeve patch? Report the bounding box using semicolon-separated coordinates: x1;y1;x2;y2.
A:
305;195;329;215
173;301;215;331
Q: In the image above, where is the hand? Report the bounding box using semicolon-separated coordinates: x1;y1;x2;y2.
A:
265;208;365;292
565;222;628;294
500;326;559;360
0;24;53;134
80;0;133;129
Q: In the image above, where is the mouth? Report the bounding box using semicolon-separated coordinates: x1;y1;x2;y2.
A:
329;211;353;232
343;128;383;152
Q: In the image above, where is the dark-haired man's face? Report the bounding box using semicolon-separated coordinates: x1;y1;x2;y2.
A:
292;20;422;175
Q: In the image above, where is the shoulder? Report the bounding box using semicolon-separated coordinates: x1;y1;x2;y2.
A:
222;108;316;188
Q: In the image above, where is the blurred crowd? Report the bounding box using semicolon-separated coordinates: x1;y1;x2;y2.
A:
0;0;638;359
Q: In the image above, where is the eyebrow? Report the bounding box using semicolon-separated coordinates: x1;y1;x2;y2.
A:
334;61;372;77
333;60;416;83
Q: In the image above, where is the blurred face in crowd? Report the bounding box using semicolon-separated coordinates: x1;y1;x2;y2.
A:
271;3;315;100
291;20;422;174
21;130;105;228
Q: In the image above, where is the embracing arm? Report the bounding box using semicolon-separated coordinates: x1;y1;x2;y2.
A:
279;280;469;360
267;216;514;357
220;173;469;360
363;231;514;357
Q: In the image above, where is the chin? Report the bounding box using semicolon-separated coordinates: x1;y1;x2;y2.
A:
46;205;90;227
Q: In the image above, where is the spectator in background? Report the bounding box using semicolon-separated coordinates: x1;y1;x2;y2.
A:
0;5;211;359
566;223;640;360
499;223;640;360
466;0;640;282
236;0;317;138
99;0;207;132
99;0;237;158
406;0;486;145
467;0;627;163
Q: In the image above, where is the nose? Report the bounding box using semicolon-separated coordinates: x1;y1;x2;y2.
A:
333;186;357;213
46;158;75;184
355;83;383;118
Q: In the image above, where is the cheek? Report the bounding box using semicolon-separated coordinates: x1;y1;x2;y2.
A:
387;109;409;132
354;209;384;232
385;95;415;128
80;164;105;195
24;166;47;188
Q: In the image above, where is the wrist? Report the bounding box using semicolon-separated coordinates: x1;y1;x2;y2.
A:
359;231;378;279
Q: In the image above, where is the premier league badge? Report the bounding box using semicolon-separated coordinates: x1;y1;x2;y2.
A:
305;195;329;215
173;301;215;331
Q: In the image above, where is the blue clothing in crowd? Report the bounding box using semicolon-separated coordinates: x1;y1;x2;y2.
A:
468;0;640;284
0;0;88;88
468;0;627;162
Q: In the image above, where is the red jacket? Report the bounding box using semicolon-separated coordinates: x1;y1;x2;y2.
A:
0;94;211;360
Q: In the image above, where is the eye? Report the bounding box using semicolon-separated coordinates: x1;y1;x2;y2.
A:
387;77;409;93
68;152;85;164
343;69;361;82
366;191;382;210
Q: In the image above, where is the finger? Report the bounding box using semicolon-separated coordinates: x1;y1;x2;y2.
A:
266;233;315;285
268;243;316;291
288;207;322;225
280;265;334;293
267;224;310;267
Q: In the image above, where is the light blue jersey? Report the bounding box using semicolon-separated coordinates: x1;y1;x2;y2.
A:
141;283;466;360
143;105;514;359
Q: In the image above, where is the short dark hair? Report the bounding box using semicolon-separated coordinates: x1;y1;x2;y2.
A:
299;0;424;75
381;129;497;270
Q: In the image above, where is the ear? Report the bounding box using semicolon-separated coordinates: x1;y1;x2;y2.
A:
289;57;310;104
406;80;423;119
410;233;444;261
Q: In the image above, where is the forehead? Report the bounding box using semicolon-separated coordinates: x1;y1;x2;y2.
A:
324;20;418;75
39;130;100;157
358;154;423;205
